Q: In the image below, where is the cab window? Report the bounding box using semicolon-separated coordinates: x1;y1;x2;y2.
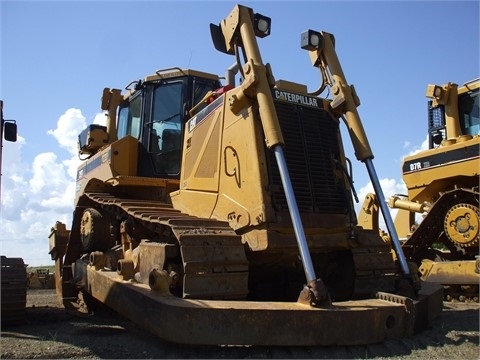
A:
118;94;142;139
148;82;183;174
459;89;480;136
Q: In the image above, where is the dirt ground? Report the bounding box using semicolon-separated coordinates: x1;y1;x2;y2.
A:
0;289;479;359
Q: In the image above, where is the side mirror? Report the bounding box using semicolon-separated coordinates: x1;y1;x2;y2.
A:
4;121;17;142
210;23;233;55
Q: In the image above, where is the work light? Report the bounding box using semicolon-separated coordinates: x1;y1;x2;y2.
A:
254;13;271;38
301;30;323;51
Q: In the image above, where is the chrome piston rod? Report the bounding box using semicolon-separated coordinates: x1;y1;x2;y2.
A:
365;159;410;276
274;145;317;282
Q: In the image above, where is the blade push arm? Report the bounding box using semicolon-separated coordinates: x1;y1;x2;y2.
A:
302;30;412;277
211;5;329;304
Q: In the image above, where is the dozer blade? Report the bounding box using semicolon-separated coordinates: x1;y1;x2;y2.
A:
81;263;443;346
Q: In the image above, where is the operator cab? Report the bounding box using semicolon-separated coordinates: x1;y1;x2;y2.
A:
117;68;222;179
428;81;480;149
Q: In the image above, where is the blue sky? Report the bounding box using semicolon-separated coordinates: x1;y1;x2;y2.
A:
1;0;479;266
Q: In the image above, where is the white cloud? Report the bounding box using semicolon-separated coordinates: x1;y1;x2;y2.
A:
405;135;429;157
1;136;29;221
1;187;28;221
63;156;82;181
29;152;66;194
47;108;86;155
0;108;89;266
93;112;107;125
2;135;26;173
357;178;408;203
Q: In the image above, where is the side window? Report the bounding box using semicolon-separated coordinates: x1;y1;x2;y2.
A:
117;95;142;140
191;80;217;114
459;89;480;136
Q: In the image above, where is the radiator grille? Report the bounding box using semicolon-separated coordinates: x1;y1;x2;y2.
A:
267;101;349;214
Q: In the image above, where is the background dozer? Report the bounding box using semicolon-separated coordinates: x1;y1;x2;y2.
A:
49;4;442;346
388;79;479;301
0;256;27;327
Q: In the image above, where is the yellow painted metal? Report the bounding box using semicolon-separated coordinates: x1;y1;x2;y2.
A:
75;136;138;204
144;68;219;83
101;88;123;144
306;32;372;161
357;193;379;231
401;136;480;203
171;87;275;234
390;79;480;241
444;204;479;246
393;208;415;240
82;262;444;346
419;259;480;284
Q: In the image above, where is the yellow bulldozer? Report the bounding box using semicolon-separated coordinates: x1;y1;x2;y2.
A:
48;4;443;346
27;268;55;289
388;79;479;301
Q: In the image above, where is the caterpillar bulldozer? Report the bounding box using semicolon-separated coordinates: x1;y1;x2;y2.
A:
27;268;55;289
48;4;443;346
386;79;480;301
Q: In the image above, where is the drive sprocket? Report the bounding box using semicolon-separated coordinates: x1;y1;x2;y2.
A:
444;203;479;248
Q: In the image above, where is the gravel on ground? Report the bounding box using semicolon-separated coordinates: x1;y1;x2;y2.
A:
1;289;478;359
